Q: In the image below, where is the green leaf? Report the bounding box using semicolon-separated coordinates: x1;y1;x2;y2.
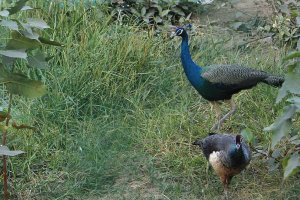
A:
241;128;255;144
185;13;192;21
271;120;291;148
0;124;7;131
267;158;279;171
38;37;64;47
284;153;300;179
154;16;162;23
2;73;47;98
287;97;300;108
141;7;146;16
28;51;48;69
286;63;297;72
161;9;170;17
171;7;185;16
21;5;33;11
0;49;27;59
276;72;300;103
21;29;39;40
6;31;40;50
26;18;50;29
7;0;29;15
271;149;282;159
130;8;140;16
0;146;24;156
0;110;8;122
265;105;297;148
0;10;9;17
145;8;155;18
290;135;300;145
0;19;19;30
1;55;16;66
283;51;300;61
0;64;9;80
296;16;300;28
231;22;243;30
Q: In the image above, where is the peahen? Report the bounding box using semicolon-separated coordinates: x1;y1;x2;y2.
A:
171;25;284;130
193;133;251;198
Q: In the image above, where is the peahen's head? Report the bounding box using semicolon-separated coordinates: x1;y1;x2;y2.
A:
235;135;242;150
229;134;252;167
228;135;245;158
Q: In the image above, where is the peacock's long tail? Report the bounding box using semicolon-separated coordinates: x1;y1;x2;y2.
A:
263;75;285;87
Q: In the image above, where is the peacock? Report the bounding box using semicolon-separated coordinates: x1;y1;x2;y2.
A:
193;133;251;198
171;25;284;130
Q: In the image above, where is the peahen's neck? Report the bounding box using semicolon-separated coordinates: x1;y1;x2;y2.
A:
228;145;248;167
180;33;202;86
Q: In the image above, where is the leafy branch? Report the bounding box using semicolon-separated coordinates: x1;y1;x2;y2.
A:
0;0;62;199
264;51;300;179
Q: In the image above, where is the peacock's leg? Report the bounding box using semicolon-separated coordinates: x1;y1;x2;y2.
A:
210;101;222;131
218;99;237;128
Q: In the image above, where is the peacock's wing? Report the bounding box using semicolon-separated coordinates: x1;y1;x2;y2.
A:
201;64;269;86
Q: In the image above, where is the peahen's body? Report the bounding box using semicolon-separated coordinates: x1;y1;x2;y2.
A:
193;133;251;198
172;26;284;130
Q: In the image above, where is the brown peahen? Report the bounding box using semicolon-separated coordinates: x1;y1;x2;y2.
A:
193;133;251;198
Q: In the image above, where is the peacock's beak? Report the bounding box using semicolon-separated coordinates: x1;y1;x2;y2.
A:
169;25;177;39
170;31;176;38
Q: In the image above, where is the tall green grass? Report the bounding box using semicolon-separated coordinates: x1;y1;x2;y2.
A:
1;2;299;199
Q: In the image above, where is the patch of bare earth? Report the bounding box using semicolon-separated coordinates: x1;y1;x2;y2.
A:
198;0;274;26
194;0;276;49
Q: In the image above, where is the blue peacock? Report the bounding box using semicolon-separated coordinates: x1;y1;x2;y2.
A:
171;25;284;130
193;133;251;198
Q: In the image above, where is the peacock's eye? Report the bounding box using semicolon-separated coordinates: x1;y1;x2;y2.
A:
176;29;183;35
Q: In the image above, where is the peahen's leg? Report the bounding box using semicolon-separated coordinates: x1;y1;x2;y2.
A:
223;184;229;200
218;99;237;128
210;101;222;131
222;178;230;200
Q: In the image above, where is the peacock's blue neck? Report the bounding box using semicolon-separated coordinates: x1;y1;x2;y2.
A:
180;34;202;87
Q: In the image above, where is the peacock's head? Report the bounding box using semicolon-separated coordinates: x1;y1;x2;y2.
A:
170;24;192;38
235;135;243;150
174;27;185;36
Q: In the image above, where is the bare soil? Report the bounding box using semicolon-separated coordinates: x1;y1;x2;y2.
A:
198;0;274;26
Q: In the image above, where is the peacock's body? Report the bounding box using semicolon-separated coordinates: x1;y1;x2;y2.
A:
193;133;251;198
172;26;284;130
